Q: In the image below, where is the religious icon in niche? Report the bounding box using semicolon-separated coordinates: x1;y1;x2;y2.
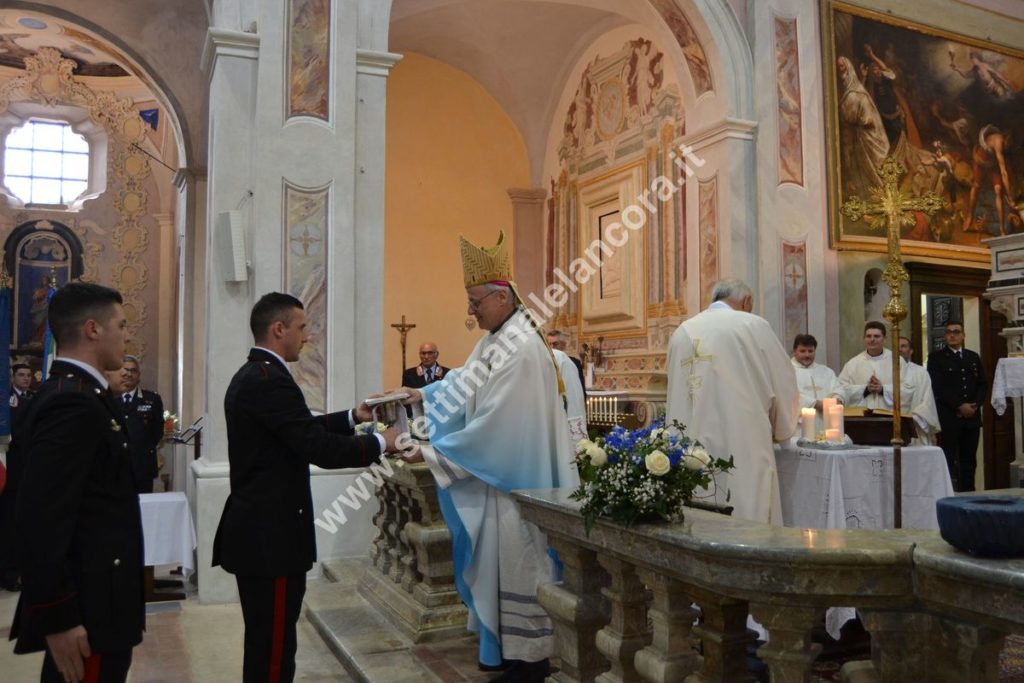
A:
822;0;1024;262
596;80;626;140
14;233;71;350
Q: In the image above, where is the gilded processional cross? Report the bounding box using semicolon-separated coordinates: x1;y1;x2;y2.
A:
840;157;944;528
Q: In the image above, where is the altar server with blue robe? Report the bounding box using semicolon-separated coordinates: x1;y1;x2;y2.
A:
402;232;578;683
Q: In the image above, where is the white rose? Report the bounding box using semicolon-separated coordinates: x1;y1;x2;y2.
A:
683;447;711;470
645;450;671;476
585;443;608;467
576;438;595;455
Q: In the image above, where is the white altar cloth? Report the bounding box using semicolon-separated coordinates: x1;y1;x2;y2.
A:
775;439;952;637
776;439;953;530
139;492;197;575
991;357;1024;416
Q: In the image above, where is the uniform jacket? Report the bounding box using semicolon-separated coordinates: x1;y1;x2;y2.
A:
401;364;450;389
121;388;164;481
213;348;381;577
10;360;144;654
927;346;986;430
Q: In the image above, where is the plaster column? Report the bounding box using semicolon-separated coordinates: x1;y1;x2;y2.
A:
192;27;260;603
350;49;401;404
682;118;759;318
508;187;548;303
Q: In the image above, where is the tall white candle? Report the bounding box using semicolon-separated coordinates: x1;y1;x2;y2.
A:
828;405;844;436
801;408;816;441
821;397;837;417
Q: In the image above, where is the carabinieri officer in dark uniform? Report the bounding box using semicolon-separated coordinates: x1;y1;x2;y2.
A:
10;282;142;683
214;292;405;683
927;319;987;491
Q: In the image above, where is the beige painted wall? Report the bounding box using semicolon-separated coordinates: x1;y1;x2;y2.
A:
383;53;530;388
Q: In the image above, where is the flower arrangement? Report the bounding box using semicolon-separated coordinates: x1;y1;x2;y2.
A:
571;420;734;533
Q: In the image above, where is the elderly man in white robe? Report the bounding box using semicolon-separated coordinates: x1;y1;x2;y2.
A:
898;336;941;445
666;279;799;525
401;232;578;683
834;321;896;408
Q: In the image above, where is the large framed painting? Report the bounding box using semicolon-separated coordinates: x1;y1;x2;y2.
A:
821;1;1024;262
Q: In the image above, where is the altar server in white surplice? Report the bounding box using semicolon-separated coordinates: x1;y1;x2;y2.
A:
552;347;588;448
791;333;838;411
401;232;577;683
834;321;897;408
666;279;799;525
898;336;941;445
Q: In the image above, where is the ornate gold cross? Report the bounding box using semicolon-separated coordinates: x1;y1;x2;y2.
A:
840;156;944;527
390;315;416;382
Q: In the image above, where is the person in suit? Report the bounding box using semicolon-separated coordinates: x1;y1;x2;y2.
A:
0;363;36;592
927;320;987;491
214;292;407;683
401;342;449;388
10;282;141;683
118;355;165;494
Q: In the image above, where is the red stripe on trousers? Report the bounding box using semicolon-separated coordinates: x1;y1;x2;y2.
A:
83;654;101;683
268;577;287;683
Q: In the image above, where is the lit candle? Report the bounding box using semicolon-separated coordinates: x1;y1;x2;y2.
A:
828;405;844;437
613;396;618;420
825;428;841;443
801;408;816;441
821;397;837;417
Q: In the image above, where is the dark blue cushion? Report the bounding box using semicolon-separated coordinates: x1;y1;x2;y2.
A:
936;496;1024;558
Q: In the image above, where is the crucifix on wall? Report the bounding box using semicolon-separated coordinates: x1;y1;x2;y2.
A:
390;315;416;382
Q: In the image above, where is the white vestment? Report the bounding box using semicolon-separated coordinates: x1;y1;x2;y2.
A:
419;310;579;665
901;360;941;445
792;359;839;409
553;349;587;447
666;305;799;525
834;349;897;409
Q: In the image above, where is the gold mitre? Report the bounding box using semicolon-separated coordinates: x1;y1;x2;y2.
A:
459;231;515;290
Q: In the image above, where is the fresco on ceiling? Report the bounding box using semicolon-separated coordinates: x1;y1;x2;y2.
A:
0;12;128;76
646;0;712;96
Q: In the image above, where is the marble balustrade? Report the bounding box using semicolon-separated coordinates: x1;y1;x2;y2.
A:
360;459;468;642
514;488;1024;683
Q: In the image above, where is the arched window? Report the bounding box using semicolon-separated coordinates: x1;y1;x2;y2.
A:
4;119;89;206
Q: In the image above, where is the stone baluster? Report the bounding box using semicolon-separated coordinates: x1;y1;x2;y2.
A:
633;569;700;683
387;480;409;583
595;555;651;683
399;483;424;592
538;535;610;683
370;476;397;575
748;604;822;683
686;586;756;683
858;609;931;681
929;616;1004;683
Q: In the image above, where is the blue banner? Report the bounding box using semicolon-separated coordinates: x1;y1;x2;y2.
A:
0;286;11;437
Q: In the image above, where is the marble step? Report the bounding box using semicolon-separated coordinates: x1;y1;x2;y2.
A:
305;558;491;683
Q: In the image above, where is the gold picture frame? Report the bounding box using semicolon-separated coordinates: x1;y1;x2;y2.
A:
821;0;1024;262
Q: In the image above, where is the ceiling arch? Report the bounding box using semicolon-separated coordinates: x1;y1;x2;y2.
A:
388;0;751;183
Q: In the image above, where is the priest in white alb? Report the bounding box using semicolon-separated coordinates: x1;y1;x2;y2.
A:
834;321;896;408
791;333;838;410
400;232;578;683
666;279;799;525
898;336;941;444
551;345;587;449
